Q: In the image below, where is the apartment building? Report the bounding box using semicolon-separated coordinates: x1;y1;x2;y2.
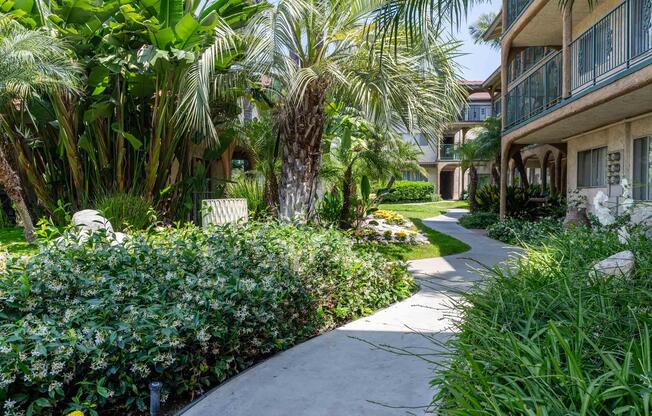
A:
486;0;652;217
403;82;495;199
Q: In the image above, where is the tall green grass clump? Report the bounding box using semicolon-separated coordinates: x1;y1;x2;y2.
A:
226;176;266;218
94;193;157;231
433;226;652;415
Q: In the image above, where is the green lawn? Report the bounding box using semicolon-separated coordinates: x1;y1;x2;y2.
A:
0;228;37;255
379;200;470;220
370;200;471;261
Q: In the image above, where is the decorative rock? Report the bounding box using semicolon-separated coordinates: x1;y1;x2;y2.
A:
591;250;635;278
71;209;113;233
357;216;428;245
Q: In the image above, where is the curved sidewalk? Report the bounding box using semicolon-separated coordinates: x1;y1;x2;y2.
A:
179;209;517;416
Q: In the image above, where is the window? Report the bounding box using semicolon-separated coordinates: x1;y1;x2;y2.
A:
633;137;651;200
577;147;607;187
402;171;428;182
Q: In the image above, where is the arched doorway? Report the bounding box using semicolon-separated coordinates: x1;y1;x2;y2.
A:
439;164;458;200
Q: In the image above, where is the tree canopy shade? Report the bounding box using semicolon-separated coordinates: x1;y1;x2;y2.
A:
243;0;466;219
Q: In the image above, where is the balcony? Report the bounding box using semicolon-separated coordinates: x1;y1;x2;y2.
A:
458;104;493;122
493;97;502;117
505;0;535;30
438;144;460;161
505;51;562;130
570;0;652;93
505;0;652;132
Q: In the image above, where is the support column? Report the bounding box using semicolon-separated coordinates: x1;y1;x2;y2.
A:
500;141;511;219
562;2;573;98
550;157;557;194
555;152;563;192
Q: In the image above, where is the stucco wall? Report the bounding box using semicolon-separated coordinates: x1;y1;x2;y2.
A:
566;112;652;211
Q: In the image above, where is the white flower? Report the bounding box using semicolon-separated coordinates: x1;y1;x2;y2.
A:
593;191;615;225
617;226;630;244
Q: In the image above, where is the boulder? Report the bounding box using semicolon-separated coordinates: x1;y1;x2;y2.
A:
591;250;635;278
72;209;113;233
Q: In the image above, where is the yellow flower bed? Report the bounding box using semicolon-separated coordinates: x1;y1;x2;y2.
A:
372;210;405;225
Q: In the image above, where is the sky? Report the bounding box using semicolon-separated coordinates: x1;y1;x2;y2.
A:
449;0;501;82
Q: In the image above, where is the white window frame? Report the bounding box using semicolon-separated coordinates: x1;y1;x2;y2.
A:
577;146;607;188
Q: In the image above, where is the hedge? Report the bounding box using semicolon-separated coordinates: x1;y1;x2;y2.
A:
0;222;414;415
381;181;435;203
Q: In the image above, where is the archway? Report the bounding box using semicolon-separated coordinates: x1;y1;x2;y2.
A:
438;164;458;200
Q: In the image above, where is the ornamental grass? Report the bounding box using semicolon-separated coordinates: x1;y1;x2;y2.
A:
433;226;652;415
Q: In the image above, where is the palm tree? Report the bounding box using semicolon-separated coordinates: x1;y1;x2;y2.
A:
321;107;426;227
457;139;485;212
0;16;81;242
474;117;502;184
242;0;465;219
469;12;500;49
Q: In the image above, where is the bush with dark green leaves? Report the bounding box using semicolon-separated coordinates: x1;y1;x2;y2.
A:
486;217;563;245
458;212;499;229
0;222;414;415
380;181;436;203
433;227;652;414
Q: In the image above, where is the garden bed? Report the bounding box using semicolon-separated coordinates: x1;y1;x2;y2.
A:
432;225;652;414
0;222;414;415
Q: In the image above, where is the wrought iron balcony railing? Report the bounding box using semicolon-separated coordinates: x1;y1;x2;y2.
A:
438;144;460;161
505;50;562;130
570;0;652;92
505;0;652;131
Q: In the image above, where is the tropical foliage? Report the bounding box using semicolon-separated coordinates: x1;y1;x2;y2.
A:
468;11;499;49
242;0;465;218
321;105;425;227
0;15;82;241
0;0;264;220
476;184;566;220
0;222;414;415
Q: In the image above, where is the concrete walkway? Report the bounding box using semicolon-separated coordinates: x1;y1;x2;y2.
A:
179;209;517;416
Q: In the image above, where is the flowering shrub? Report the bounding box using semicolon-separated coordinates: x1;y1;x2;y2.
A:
0;222;414;415
372;210;406;225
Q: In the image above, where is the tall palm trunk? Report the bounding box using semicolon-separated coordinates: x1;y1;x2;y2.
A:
339;164;354;228
0;145;34;242
264;169;279;216
468;165;479;213
278;83;326;220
